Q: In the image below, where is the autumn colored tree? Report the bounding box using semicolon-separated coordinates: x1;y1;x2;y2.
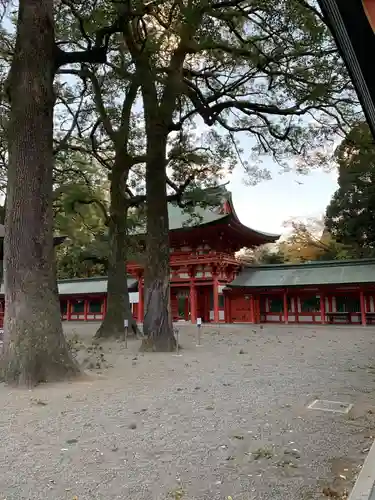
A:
280;218;353;263
240;244;285;264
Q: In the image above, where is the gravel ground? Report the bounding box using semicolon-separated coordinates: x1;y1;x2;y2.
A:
1;323;375;500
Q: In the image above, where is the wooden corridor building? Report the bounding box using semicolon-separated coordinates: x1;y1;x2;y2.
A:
1;195;375;326
226;259;375;326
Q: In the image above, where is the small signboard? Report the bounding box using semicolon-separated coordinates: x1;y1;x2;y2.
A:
124;319;129;328
197;317;202;327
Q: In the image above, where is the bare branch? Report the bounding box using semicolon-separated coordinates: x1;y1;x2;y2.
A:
53;84;87;156
58;67;115;140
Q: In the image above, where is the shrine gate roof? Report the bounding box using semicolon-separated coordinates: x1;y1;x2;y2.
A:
136;185;280;245
229;258;375;289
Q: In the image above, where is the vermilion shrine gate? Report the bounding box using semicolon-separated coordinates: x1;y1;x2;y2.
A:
127;187;278;323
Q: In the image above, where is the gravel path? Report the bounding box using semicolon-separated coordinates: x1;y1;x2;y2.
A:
1;323;375;500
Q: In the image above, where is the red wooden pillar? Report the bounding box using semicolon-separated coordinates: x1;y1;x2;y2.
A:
102;296;107;319
224;294;229;323
67;299;71;321
328;295;333;313
283;290;288;324
213;276;219;323
190;281;197;324
138;276;144;323
250;295;255;323
360;289;367;326
254;296;259;323
320;292;326;324
84;298;88;321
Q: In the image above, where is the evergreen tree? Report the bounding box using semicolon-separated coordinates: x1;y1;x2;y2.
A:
326;123;375;256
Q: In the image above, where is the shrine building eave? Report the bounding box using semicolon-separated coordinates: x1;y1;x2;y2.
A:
132;185;280;248
169;214;279;247
228;258;375;289
317;0;375;137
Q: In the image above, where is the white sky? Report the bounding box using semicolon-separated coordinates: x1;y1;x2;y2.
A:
227;156;338;236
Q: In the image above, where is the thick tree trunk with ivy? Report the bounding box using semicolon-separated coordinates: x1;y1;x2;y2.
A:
141;131;176;352
0;0;79;386
95;159;138;338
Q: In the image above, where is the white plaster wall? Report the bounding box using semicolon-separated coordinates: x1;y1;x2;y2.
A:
298;314;314;322
290;298;295;313
332;296;336;312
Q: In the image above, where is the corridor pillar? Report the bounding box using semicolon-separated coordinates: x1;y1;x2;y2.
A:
320;292;326;324
138;275;144;323
190;281;197;324
250;295;255;323
213;276;219;323
360;289;367;326
283;291;289;324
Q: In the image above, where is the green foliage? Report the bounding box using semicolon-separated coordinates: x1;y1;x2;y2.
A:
53;157;110;279
326;123;375;257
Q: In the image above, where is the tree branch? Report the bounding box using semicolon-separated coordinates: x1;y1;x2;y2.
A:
53;84;87;156
128;175;194;208
54;6;125;69
71;198;110;226
58;67;115;140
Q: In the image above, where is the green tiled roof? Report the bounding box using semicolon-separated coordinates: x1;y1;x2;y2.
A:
58;277;138;295
229;259;375;288
135;185;279;243
167;184;232;229
0;277;138;295
167;201;227;230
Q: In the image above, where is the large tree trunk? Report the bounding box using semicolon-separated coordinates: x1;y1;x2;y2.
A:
141;133;176;352
95;159;139;338
0;0;79;386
